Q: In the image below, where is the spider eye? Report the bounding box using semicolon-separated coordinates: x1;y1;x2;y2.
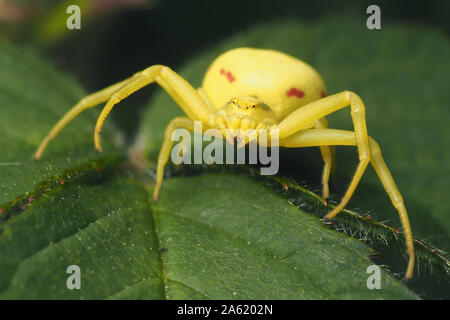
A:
252;105;255;108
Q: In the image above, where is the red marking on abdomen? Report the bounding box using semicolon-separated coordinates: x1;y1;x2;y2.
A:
226;71;235;83
286;87;305;98
321;91;326;98
219;68;236;83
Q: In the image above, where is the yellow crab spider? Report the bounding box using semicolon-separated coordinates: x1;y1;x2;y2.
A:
33;48;414;279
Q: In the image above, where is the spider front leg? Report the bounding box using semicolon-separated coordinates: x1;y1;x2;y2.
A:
273;91;371;220
94;65;211;152
33;75;138;159
280;128;414;279
34;65;211;159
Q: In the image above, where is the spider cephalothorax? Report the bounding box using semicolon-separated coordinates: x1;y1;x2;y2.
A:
33;48;415;279
205;96;279;145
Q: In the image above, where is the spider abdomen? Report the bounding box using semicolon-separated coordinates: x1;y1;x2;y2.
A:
202;47;327;119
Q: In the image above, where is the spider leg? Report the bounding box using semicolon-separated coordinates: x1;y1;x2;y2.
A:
33;75;139;160
274;91;370;220
281;128;414;279
314;118;334;201
197;88;216;113
94;65;211;151
153;117;195;202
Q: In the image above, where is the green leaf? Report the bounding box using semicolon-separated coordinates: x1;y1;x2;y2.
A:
0;172;416;299
0;176;164;299
2;15;449;299
153;173;417;299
